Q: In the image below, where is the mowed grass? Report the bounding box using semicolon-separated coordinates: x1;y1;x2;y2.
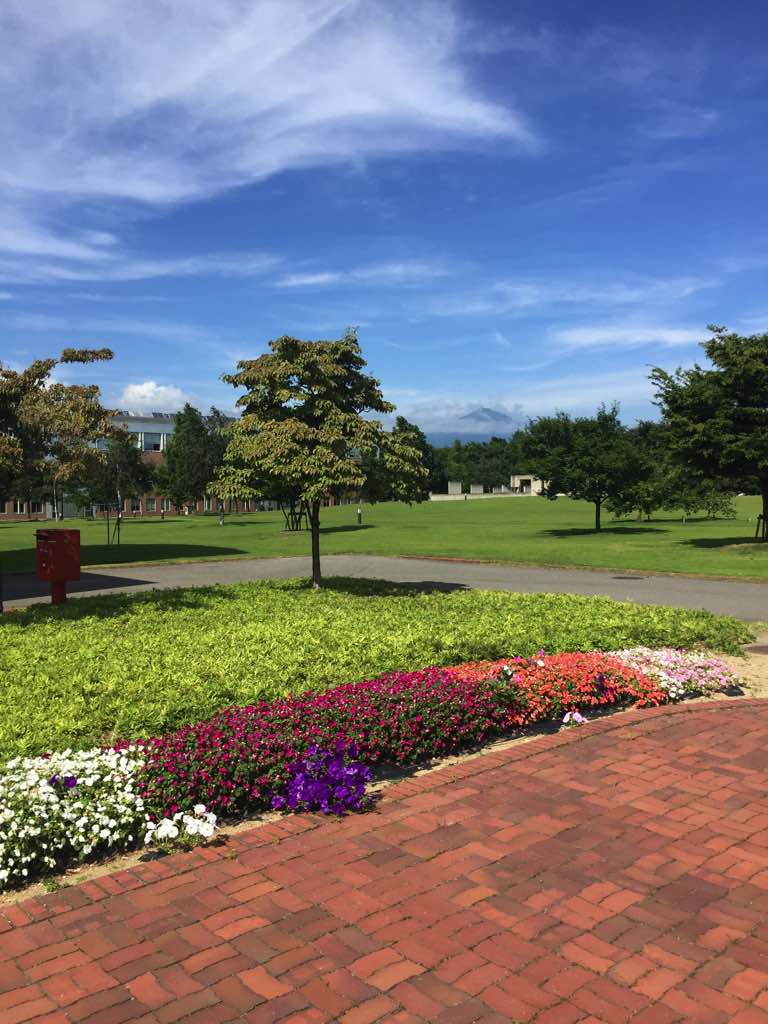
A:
0;578;751;758
1;494;767;578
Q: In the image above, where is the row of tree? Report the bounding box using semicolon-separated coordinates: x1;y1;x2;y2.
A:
2;324;767;585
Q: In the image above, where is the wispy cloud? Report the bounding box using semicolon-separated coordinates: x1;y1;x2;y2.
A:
642;102;719;140
0;250;278;285
275;261;450;288
7;313;212;345
433;275;715;317
0;0;531;284
553;324;703;351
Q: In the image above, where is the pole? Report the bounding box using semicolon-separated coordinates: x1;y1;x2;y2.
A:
51;580;66;604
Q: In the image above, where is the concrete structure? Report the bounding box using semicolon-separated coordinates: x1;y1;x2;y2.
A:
447;480;462;496
470;483;484;495
510;473;544;495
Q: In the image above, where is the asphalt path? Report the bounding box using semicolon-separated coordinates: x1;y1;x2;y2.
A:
2;554;767;619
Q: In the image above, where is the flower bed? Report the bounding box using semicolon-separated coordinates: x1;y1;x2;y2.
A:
132;652;668;819
0;648;743;891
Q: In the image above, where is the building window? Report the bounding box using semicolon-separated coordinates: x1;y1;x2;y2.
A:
161;497;171;512
13;500;26;514
129;432;141;448
143;432;162;452
161;433;172;451
204;496;211;512
146;497;156;512
131;499;141;513
29;501;43;514
230;499;239;513
94;437;109;450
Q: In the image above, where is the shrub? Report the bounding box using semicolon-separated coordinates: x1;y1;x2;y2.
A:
0;579;751;759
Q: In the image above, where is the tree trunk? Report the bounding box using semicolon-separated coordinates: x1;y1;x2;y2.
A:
594;500;601;531
309;500;322;587
761;484;768;542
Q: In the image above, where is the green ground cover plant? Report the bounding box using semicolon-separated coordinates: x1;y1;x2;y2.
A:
1;495;767;578
0;578;751;759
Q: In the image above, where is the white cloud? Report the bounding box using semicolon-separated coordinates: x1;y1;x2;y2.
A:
0;0;530;282
117;380;189;412
553;324;703;350
389;368;658;432
275;261;450;288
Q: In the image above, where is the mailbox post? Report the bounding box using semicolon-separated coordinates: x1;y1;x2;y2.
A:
35;529;81;604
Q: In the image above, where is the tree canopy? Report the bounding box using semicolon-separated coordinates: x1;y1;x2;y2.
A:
651;325;768;534
214;330;427;584
0;348;114;509
519;404;643;530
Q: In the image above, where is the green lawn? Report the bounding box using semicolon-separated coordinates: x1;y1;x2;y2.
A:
1;495;767;579
0;579;750;758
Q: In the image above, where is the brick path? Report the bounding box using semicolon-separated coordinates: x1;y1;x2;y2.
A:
4;702;768;1023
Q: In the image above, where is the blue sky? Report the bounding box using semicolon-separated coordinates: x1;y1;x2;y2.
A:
1;0;766;436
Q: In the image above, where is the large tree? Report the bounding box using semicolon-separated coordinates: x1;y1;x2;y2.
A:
519;404;643;531
651;325;768;536
0;347;114;513
214;331;427;585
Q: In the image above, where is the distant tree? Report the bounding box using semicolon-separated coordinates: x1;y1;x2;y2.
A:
651;325;768;537
0;347;114;515
362;416;433;501
80;430;152;510
519;404;643;531
213;331;427;586
164;404;211;508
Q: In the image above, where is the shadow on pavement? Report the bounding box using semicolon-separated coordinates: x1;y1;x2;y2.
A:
1;542;247;575
3;570;156;603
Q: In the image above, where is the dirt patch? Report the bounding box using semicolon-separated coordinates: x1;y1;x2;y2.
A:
724;636;768;697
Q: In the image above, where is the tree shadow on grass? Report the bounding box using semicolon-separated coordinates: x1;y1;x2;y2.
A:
0;575;469;625
544;526;669;538
321;524;375;534
1;582;253;624
684;536;768;550
318;576;467;597
2;542;247;572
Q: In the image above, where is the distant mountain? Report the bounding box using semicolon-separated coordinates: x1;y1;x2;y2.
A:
460;407;520;426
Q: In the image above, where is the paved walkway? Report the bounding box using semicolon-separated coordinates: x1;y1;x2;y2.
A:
4;701;768;1023
4;554;767;617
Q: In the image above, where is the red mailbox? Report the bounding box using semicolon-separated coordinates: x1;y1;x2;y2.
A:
35;529;80;604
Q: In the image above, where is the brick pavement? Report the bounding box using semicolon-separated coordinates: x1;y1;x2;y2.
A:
4;700;768;1023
